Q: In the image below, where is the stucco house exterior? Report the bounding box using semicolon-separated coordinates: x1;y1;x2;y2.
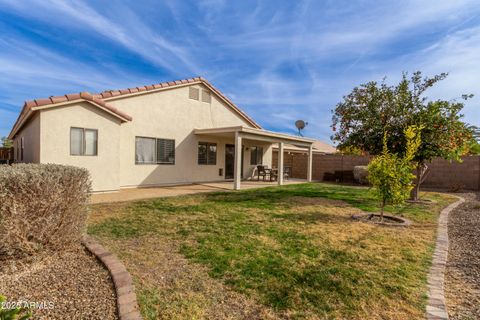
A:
8;77;315;192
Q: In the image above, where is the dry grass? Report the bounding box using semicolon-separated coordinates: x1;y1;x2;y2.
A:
87;183;455;319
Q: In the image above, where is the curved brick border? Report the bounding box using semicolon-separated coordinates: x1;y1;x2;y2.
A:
82;235;142;320
426;196;465;320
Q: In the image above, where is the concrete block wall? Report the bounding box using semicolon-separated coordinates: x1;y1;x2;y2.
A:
273;151;480;190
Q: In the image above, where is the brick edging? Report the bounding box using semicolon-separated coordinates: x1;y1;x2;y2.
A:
426;196;465;320
82;235;142;320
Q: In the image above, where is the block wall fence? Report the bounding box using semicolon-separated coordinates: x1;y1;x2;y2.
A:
272;151;480;191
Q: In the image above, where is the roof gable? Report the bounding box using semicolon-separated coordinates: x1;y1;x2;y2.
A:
9;76;261;139
96;77;261;129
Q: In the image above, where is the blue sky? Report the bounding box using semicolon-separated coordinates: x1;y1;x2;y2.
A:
1;0;479;142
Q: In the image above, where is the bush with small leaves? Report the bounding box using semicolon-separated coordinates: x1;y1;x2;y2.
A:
367;126;422;219
0;295;32;320
0;164;91;261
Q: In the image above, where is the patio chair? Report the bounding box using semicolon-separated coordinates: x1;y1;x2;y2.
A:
283;166;290;181
256;165;269;181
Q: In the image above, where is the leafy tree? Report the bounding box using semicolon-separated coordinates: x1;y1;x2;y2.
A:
332;71;472;200
367;126;421;220
1;137;13;148
469;140;480;155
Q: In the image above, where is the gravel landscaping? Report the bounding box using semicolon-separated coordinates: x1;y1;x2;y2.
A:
0;245;118;319
445;192;480;320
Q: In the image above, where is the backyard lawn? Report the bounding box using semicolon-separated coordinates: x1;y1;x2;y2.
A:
87;183;455;320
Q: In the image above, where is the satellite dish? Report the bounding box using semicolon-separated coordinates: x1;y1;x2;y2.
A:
295;120;308;136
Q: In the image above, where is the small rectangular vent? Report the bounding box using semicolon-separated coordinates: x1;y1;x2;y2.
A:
189;87;200;100
202;90;211;103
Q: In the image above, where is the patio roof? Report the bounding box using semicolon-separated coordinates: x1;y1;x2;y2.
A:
194;126;315;190
194;126;315;147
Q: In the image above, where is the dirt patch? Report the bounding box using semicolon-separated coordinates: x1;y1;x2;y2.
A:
352;213;412;226
445;193;480;320
96;235;277;320
0;245;117;319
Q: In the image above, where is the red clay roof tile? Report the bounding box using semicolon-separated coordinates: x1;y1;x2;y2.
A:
65;93;81;100
34;98;52;106
10;76;261;139
50;96;68;104
25;100;37;108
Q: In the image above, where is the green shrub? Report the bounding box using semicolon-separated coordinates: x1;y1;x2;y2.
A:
0;295;31;320
0;164;91;260
367;126;422;219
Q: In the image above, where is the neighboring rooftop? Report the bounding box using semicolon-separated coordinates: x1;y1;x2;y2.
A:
275;140;337;154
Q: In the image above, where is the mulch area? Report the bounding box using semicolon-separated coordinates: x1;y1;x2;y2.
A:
445;192;480;319
0;245;118;319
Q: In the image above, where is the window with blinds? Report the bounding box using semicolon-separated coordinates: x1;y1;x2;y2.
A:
250;146;263;165
198;142;216;165
70;127;98;156
135;137;175;164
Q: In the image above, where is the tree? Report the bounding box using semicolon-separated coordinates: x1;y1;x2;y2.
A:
1;136;13;148
332;71;472;200
367;126;421;220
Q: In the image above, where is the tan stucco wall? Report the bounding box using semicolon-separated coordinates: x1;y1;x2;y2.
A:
39;102;122;192
15;84;274;192
13;113;40;163
107;84;272;188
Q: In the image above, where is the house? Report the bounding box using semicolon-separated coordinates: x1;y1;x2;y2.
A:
8;77;315;192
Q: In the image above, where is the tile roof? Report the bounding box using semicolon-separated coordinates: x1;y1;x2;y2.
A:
9;76;261;139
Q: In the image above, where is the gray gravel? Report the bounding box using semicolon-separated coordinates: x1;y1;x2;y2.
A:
445;192;480;320
0;245;118;319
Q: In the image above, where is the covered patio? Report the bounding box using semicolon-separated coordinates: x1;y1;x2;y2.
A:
194;126;315;190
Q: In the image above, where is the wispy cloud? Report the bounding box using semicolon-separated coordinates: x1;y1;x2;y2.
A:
0;0;479;140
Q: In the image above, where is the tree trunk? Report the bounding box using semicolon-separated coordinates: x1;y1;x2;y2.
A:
410;162;429;201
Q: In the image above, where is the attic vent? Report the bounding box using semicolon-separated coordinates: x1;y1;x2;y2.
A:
189;87;199;100
202;90;211;103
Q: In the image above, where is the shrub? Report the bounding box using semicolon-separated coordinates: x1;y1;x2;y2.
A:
353;166;368;184
0;164;91;260
367;126;422;219
0;295;32;320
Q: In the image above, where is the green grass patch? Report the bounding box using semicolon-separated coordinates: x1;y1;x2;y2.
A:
88;183;455;319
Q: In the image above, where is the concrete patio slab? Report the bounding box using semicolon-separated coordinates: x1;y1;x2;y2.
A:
90;180;305;204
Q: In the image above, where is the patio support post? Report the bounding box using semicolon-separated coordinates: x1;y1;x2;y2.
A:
234;131;242;190
307;144;313;182
278;142;284;185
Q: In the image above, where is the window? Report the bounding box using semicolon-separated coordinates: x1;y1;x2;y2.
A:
198;142;217;165
135;137;175;164
189;87;200;100
70;127;97;156
156;138;175;164
250;146;263;165
201;90;211;103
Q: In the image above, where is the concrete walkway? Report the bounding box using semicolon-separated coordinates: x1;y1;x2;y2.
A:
90;180;305;204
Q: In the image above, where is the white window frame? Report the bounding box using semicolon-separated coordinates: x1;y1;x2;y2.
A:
135;136;175;165
70;127;98;156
